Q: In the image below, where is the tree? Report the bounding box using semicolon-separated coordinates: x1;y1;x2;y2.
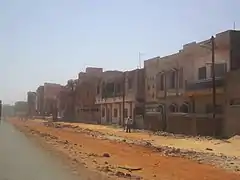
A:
67;79;77;121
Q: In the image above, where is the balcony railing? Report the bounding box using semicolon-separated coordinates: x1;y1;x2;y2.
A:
186;77;224;91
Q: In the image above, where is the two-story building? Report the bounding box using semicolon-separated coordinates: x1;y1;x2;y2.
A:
96;69;145;126
27;91;37;118
74;67;103;123
36;86;44;116
144;30;239;135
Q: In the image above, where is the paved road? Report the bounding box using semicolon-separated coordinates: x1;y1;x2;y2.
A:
0;120;80;180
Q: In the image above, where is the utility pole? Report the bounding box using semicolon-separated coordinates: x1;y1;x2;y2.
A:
121;72;126;126
200;36;216;119
211;36;216;119
72;82;75;122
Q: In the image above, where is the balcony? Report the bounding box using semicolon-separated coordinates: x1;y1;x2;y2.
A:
186;77;224;91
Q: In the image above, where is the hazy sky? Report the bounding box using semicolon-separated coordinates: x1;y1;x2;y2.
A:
0;0;239;104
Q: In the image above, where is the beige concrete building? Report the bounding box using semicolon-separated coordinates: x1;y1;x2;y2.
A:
27;91;37;118
36;83;63;116
36;86;44;116
96;69;145;126
74;67;103;123
224;69;240;137
43;83;63;115
144;30;239;135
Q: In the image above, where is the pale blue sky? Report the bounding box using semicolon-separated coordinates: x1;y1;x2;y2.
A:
0;0;239;104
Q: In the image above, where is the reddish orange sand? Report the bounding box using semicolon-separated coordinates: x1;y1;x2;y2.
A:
10;119;240;180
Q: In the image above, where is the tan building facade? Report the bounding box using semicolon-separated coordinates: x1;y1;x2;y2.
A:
96;69;145;126
36;83;63;116
56;86;70;119
224;70;240;137
43;83;62;115
74;68;103;123
27;91;37;118
144;30;239;135
36;86;44;116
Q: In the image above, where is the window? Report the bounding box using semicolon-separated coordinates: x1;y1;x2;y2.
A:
106;82;114;93
97;85;100;94
198;67;206;80
102;108;105;117
212;63;226;77
169;104;177;112
230;98;240;106
128;78;132;89
91;108;99;112
114;108;118;117
178;68;183;88
124;108;128;118
152;84;155;89
152;92;155;98
160;73;164;90
179;103;189;113
169;71;176;88
115;83;121;93
206;104;223;114
147;85;150;90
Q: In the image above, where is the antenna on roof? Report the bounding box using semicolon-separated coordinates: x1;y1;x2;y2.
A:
233;21;236;30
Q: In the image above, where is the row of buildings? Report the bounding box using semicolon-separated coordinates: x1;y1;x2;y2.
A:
27;30;240;138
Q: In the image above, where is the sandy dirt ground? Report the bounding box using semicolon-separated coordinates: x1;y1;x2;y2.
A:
49;120;240;157
9;119;240;180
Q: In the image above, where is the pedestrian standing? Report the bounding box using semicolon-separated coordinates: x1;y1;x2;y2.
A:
126;116;133;133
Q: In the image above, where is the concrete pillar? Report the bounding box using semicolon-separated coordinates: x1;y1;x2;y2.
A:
130;102;133;118
119;103;122;125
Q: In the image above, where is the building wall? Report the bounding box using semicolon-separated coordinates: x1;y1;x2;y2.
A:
96;69;144;125
145;30;231;104
111;103;121;124
56;87;69;118
144;57;159;103
193;94;224;114
224;69;240;137
96;70;124;123
36;86;44;115
43;83;62;99
74;68;104;123
75;76;101;122
100;101;136;124
14;101;28;116
167;114;222;136
125;68;145;102
43;83;62;114
86;67;103;74
27;91;37;117
143;30;232;131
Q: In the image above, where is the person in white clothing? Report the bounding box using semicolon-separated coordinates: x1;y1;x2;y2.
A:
126;116;133;133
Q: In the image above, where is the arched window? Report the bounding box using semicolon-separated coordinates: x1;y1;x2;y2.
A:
156;104;164;112
179;102;189;113
169;103;177;112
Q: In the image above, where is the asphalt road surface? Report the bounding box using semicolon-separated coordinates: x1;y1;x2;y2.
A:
0;120;80;180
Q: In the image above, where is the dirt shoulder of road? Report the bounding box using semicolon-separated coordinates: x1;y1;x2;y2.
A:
9;119;240;180
49;120;240;157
